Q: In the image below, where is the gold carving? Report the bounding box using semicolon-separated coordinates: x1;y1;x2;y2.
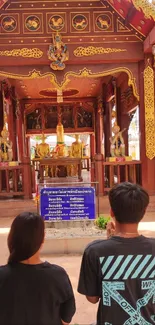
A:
0;48;43;59
132;0;155;21
48;32;69;71
74;46;127;57
109;123;126;157
144;61;155;160
0;67;139;101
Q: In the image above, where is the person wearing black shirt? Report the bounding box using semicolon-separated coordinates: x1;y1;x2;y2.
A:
78;182;155;325
0;212;75;325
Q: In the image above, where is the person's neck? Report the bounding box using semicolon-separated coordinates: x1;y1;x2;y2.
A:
114;222;139;238
20;252;43;265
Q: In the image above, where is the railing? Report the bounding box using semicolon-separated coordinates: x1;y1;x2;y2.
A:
103;161;142;193
0;165;24;197
0;157;35;199
91;154;142;195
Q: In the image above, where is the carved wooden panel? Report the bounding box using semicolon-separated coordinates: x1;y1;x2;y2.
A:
0;14;20;34
22;13;43;34
93;11;114;32
46;12;67;34
25;102;94;134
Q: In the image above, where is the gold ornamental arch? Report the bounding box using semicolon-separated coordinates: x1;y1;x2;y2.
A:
0;67;139;101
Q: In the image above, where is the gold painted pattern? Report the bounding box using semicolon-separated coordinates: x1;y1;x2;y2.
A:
74;46;127;57
132;0;155;20
0;48;43;58
0;67;139;100
144;62;155;160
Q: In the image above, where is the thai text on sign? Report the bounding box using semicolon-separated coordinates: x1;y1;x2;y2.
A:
40;187;95;221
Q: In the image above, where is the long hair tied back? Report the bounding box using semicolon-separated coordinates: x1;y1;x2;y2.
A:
8;212;44;264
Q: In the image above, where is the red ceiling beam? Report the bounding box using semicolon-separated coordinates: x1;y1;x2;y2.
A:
0;0;9;11
124;6;137;25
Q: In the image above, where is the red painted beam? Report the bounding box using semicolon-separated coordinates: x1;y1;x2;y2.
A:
0;0;9;10
144;26;155;53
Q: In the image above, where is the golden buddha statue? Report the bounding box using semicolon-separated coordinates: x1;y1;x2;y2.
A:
71;134;83;158
0;122;13;162
109;123;126;157
54;113;67;157
36;134;50;158
36;134;50;177
71;134;83;176
50;114;68;178
67;149;74;177
56;115;64;144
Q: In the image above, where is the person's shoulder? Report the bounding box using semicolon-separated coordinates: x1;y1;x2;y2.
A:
144;237;155;245
0;264;11;272
44;262;68;277
0;264;12;278
84;238;112;255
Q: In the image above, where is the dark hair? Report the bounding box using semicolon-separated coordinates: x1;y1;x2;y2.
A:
8;212;44;264
109;182;149;224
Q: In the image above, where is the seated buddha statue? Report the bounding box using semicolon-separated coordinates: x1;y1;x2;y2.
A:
71;135;83;176
36;134;50;177
71;135;83;158
0;125;13;162
67;149;74;177
109;123;126;157
36;134;50;158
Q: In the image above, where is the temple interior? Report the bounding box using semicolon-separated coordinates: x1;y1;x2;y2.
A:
0;0;155;197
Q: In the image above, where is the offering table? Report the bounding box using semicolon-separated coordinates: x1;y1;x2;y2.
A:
39;157;83;182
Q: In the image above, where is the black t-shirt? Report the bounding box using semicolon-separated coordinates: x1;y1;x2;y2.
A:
78;236;155;325
0;261;75;325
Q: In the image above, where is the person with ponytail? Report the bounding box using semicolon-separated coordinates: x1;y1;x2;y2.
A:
0;212;75;325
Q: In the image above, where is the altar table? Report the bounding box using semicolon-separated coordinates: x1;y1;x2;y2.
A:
39;157;82;182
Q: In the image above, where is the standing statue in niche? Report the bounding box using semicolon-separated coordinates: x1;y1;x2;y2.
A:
109;123;126;157
0;115;13;162
47;32;69;71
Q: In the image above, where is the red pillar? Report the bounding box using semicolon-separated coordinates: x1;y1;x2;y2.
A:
90;133;96;182
94;153;104;195
139;60;155;194
16;100;24;162
95;101;104;154
22;156;32;199
90;133;96;160
26;137;30;158
6;100;17;161
104;102;111;158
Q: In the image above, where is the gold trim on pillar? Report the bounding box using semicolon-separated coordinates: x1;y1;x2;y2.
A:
144;61;155;160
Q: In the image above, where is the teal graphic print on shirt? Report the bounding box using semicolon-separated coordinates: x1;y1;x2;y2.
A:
100;255;155;325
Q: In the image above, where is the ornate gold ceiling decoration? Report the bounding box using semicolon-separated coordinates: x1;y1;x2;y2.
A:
144;60;155;160
73;46;127;57
0;66;139;101
132;0;155;20
0;48;43;59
